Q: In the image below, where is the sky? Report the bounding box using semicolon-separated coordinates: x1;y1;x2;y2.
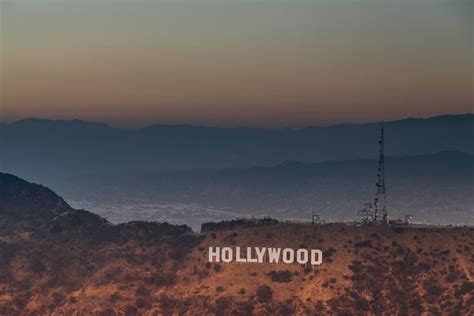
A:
1;0;472;127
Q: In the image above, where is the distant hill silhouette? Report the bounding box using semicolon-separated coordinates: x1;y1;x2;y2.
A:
1;114;473;183
0;172;110;236
0;173;73;219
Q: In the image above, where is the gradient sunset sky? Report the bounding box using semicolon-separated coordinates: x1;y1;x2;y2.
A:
1;0;472;127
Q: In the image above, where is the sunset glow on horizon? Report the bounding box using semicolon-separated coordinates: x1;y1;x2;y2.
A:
1;0;472;127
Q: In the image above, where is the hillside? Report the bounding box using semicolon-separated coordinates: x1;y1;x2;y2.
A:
0;173;473;315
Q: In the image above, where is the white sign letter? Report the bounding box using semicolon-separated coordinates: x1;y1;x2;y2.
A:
283;248;295;264
236;247;246;262
209;247;220;262
296;249;309;265
255;247;267;263
247;247;257;263
311;249;323;265
268;248;281;263
221;247;233;263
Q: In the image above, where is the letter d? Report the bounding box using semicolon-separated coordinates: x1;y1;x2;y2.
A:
311;249;323;265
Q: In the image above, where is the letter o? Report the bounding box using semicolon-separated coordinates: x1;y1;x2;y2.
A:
221;247;233;262
282;248;294;264
296;249;309;264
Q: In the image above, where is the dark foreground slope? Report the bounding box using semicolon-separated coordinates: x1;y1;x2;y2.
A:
0;173;202;315
0;173;473;315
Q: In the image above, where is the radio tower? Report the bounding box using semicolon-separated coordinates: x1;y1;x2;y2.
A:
373;122;388;224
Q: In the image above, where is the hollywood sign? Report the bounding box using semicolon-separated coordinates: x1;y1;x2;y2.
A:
209;247;323;265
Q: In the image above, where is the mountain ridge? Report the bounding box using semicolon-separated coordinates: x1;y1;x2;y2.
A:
2;114;473;181
5;113;473;130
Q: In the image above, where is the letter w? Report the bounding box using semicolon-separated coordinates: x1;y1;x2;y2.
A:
268;248;281;263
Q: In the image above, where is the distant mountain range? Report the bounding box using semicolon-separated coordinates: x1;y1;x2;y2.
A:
1;114;473;183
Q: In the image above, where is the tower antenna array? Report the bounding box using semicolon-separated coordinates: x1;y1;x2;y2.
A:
373;122;388;223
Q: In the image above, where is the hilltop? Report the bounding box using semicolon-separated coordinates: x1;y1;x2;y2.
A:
0;173;473;315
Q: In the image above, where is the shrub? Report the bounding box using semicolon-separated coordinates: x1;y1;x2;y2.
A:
215;297;231;316
267;270;292;283
355;240;372;248
110;292;121;303
30;259;46;274
315;300;325;312
135;298;149;309
153;271;177;287
97;308;115;316
456;281;474;296
135;286;151;297
445;272;458;282
124;305;138;316
158;295;177;314
354;296;369;311
256;285;273;303
278;300;295;315
423;279;443;297
323;247;336;258
52;292;66;307
232;301;254;315
169;234;203;260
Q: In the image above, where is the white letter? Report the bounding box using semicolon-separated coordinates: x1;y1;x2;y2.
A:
236;247;246;262
282;248;294;264
268;248;281;263
247;247;257;263
311;249;323;265
222;247;233;263
209;247;220;262
296;249;309;265
255;247;267;263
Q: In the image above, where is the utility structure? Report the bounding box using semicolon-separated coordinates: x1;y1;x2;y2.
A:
373;122;388;224
357;203;374;225
311;210;324;225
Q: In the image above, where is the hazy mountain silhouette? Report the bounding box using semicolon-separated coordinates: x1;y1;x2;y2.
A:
1;114;473;185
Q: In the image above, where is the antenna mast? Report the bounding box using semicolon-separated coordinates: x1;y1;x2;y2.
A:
373;122;387;223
